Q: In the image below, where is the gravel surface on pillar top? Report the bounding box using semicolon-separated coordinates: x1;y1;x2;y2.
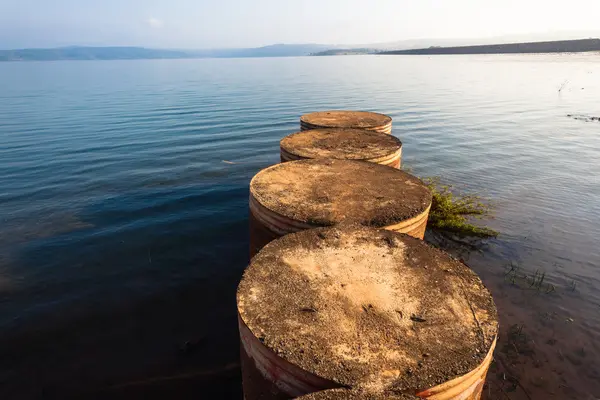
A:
280;129;401;161
250;159;431;226
237;226;498;394
300;111;392;130
295;388;417;399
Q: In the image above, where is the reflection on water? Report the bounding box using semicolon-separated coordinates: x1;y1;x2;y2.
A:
0;54;599;398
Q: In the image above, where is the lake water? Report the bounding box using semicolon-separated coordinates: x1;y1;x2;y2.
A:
1;54;599;399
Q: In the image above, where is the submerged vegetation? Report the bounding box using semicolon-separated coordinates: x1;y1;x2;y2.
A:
423;177;498;239
504;262;557;294
503;261;581;295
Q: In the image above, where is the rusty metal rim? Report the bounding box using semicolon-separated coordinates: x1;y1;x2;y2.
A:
300;126;393;135
300;120;393;129
416;337;497;399
250;192;430;238
280;148;402;167
300;121;393;134
300;111;392;124
249;194;318;236
279;147;306;162
385;204;431;234
364;148;402;165
300;117;393;126
238;314;341;398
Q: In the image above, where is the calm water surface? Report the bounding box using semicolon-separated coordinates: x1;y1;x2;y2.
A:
1;55;599;399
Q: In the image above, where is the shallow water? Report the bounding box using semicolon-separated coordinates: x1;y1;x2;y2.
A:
1;54;599;398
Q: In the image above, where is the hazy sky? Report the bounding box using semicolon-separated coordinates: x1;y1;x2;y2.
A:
1;0;600;49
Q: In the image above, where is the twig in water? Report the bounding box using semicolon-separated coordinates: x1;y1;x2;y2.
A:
558;80;569;93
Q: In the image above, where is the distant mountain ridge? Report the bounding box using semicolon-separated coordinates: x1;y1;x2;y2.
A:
380;38;600;55
3;32;600;61
0;44;332;61
312;48;378;56
0;47;190;61
319;30;600;53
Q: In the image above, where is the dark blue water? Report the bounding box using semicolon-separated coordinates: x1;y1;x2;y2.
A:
1;55;600;398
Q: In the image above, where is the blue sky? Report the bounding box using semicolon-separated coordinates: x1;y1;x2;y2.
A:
1;0;600;49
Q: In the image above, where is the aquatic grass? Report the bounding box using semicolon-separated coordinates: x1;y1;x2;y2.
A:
505;261;521;285
422;177;498;238
503;261;569;294
527;269;556;294
528;269;546;291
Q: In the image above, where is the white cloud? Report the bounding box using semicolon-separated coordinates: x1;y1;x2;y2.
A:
147;17;164;29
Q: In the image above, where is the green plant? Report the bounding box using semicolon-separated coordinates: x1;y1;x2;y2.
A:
422;177;498;238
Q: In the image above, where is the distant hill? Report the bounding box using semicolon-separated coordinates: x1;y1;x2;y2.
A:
187;44;332;58
380;38;600;55
0;44;332;62
0;47;191;61
312;32;600;56
227;44;332;57
3;37;600;61
312;48;376;56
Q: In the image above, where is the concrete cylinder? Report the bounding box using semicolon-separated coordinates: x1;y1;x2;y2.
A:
280;128;402;168
238;226;499;400
300;111;392;134
249;159;432;257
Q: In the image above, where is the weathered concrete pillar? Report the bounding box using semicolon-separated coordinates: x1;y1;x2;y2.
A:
238;226;498;400
249;159;431;257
